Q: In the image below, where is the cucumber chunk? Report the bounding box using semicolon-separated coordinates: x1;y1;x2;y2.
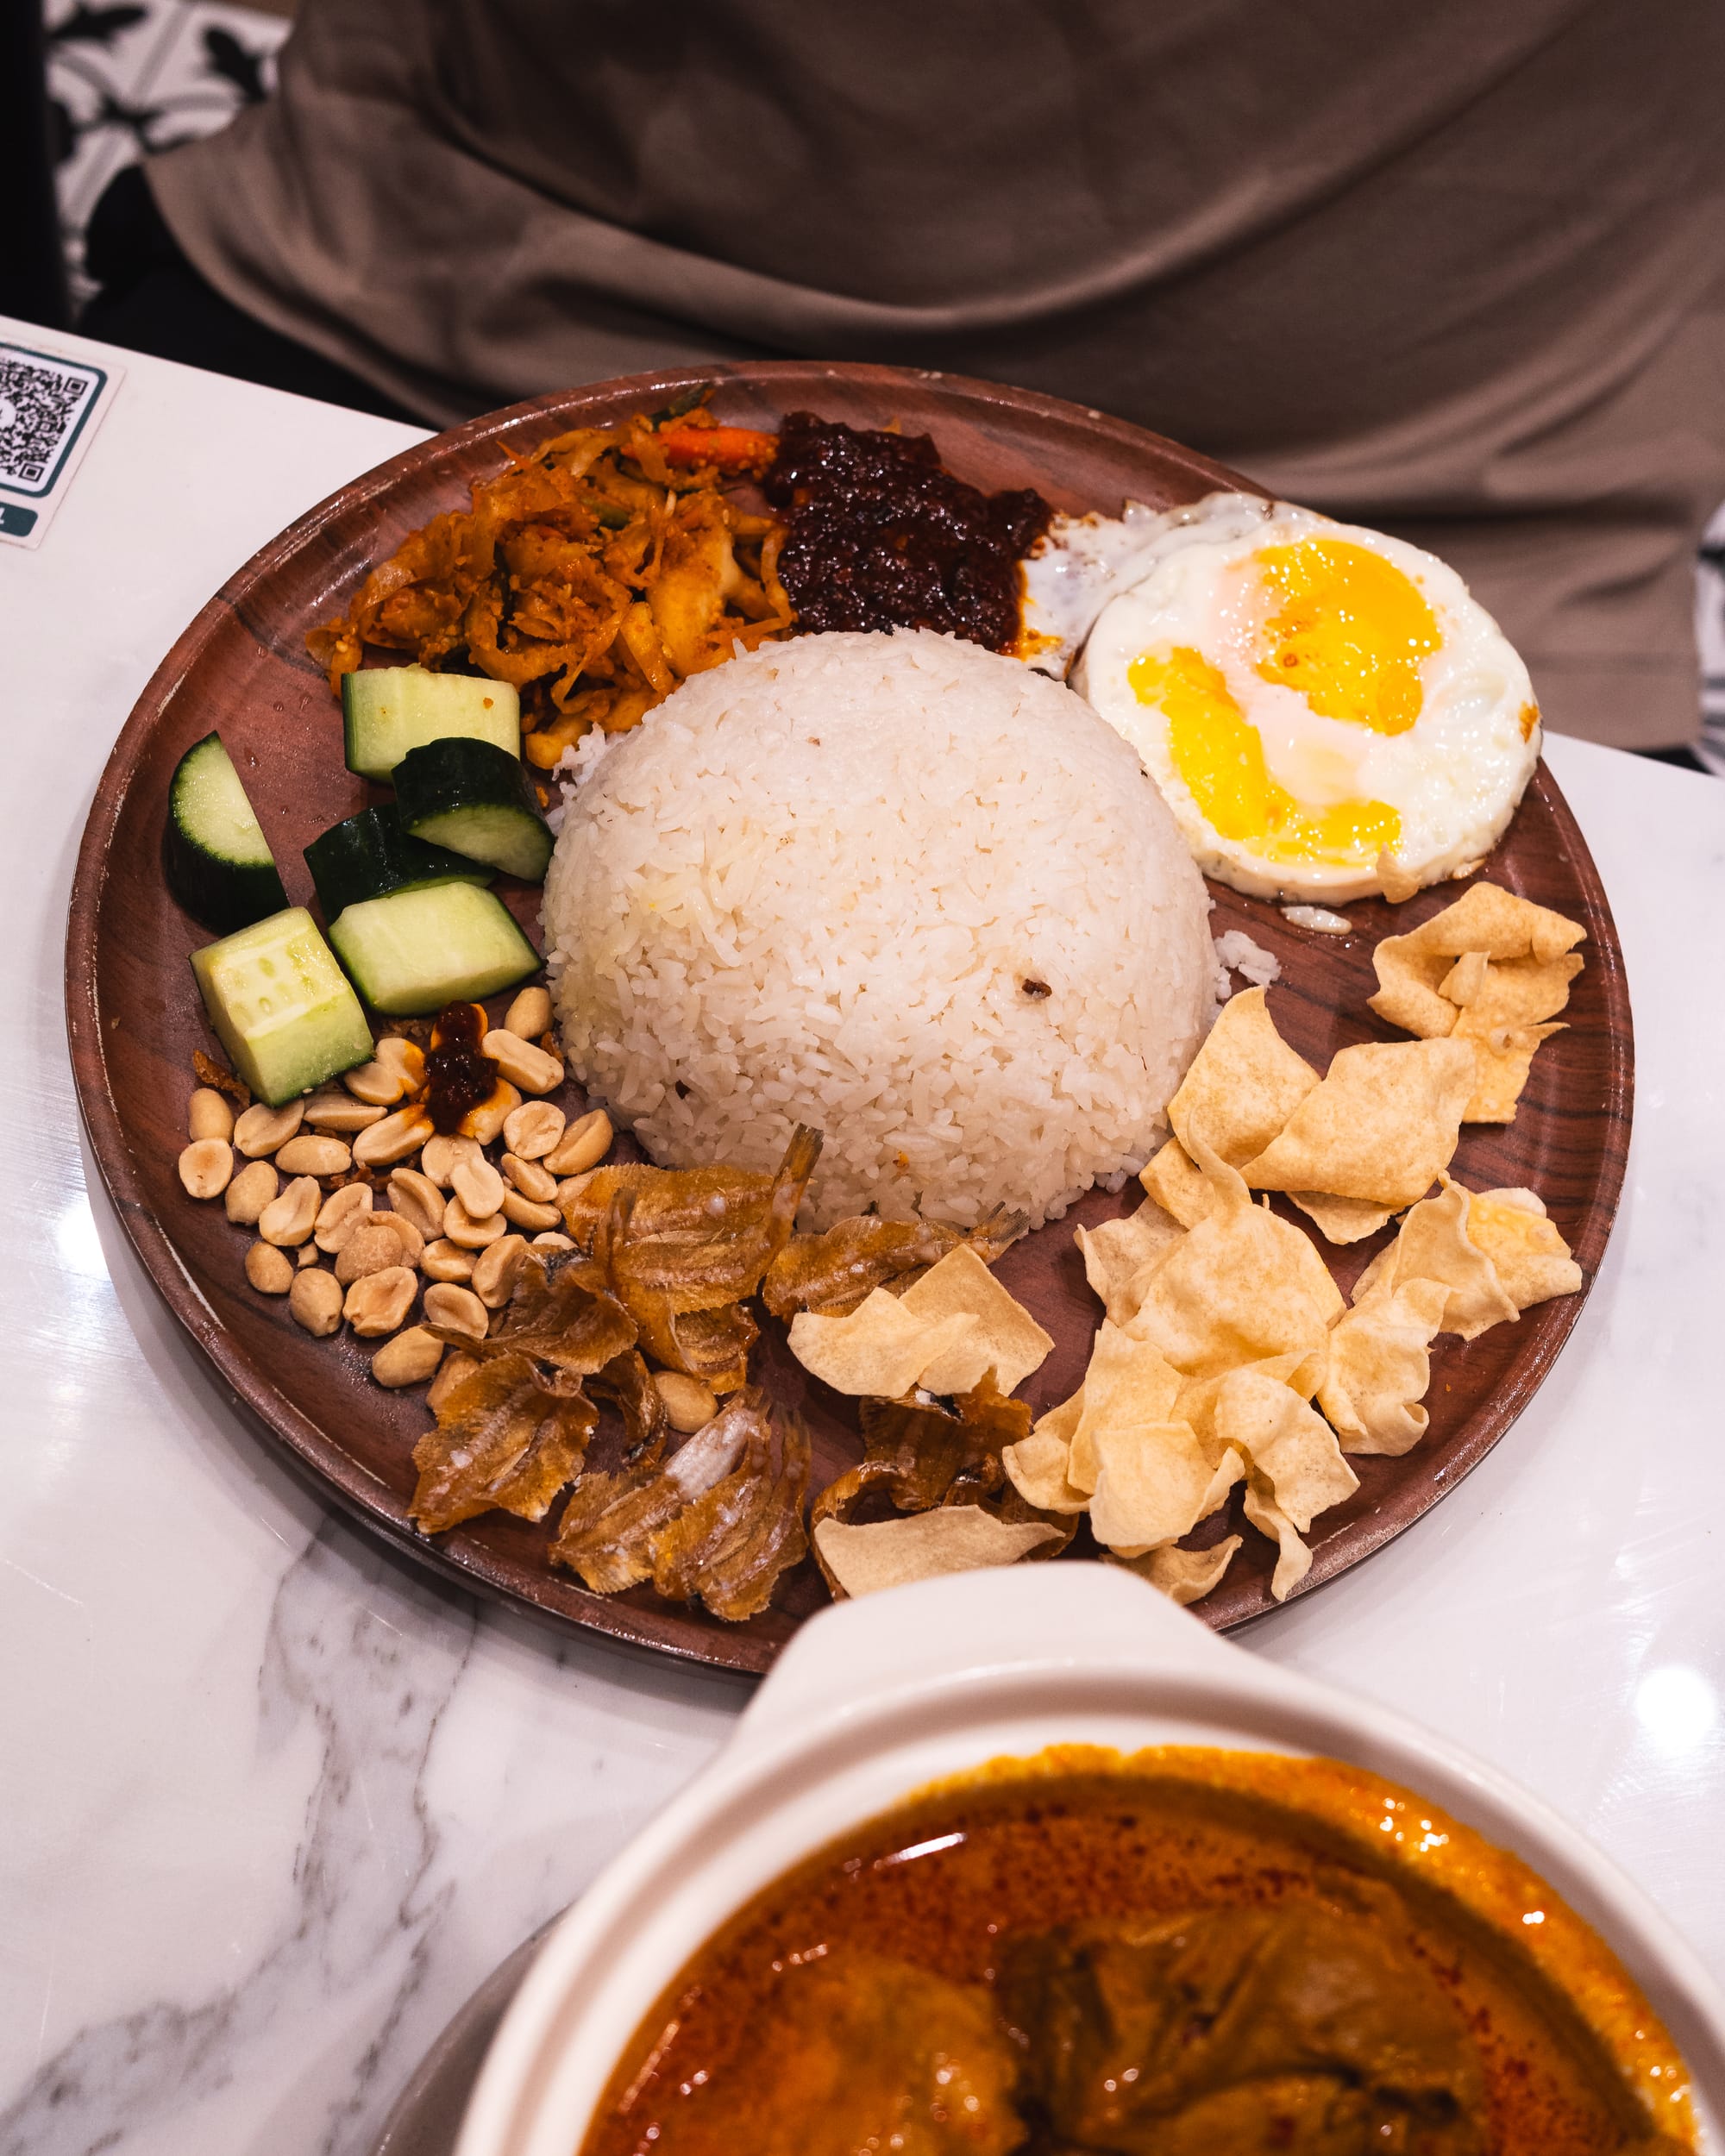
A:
393;737;553;882
342;667;520;780
303;805;492;920
328;881;541;1016
165;732;288;933
191;907;373;1105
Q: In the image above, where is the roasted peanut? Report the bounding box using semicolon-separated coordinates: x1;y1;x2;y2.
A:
530;1232;575;1251
275;1134;353;1178
344;1265;417;1336
302;1092;386;1133
335;1219;411;1285
258;1175;320;1247
352;1106;434;1168
233;1100;304;1156
178;1138;233;1199
289;1267;343;1337
443;1194;507;1250
654;1371;718;1434
427;1349;480;1413
342;1060;408;1107
504;986;553;1039
420;1238;476;1283
188;1087;234;1143
471;1233;527;1308
373;1208;425;1267
387;1166;445;1242
225;1158;279;1225
463;1081;520;1146
375;1036;426;1090
480;1029;563;1094
555;1172;597;1210
501;1152;557;1203
449;1151;505;1221
245;1241;294;1294
372;1326;444;1388
544;1108;612;1177
421;1133;483;1189
297;1243;320;1268
502;1188;560;1232
314;1181;373;1251
422;1282;487;1340
502;1100;564;1160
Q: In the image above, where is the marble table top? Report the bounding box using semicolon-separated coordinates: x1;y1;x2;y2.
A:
3;320;1722;2156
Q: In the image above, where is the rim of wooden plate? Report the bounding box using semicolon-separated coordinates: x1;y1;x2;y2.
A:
64;360;1633;1674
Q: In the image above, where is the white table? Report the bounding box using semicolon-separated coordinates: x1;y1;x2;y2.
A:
3;323;1722;2156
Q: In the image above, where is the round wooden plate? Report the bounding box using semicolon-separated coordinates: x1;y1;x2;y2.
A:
66;361;1632;1674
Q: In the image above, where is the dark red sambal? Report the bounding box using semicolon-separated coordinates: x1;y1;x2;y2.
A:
762;412;1051;653
426;1000;496;1135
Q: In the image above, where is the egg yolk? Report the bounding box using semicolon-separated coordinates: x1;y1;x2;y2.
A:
1251;538;1440;735
1130;646;1402;865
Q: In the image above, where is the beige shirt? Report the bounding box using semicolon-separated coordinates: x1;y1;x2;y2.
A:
150;0;1725;748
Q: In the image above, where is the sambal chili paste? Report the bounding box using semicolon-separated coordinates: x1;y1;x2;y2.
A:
762;411;1051;652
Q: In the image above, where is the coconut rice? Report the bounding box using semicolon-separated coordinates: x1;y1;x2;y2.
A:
542;628;1214;1229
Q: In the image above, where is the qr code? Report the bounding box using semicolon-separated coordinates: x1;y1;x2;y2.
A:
0;351;101;495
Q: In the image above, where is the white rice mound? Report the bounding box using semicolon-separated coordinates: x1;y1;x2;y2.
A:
543;629;1214;1230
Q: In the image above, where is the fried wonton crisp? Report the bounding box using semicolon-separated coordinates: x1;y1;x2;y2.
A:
1319;1277;1451;1456
1088;1422;1242;1556
1287;1191;1398;1244
1351;1178;1517;1340
1166;987;1319;1166
1067;1323;1182;1495
789;1244;1050;1399
1463;1188;1584;1310
897;1244;1054;1394
1075;1196;1183;1322
1240;1039;1475;1209
1211;1368;1358;1532
1000;1407;1091;1515
1369;881;1585;1121
1139;1139;1215;1231
788;1288;980;1398
1370;881;1585;1034
1125;1149;1344;1379
1112;1536;1243;1607
812;1508;1062;1598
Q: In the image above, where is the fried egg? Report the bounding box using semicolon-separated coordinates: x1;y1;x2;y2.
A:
1061;493;1540;903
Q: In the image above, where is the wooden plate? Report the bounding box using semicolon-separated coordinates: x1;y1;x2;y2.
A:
65;361;1632;1672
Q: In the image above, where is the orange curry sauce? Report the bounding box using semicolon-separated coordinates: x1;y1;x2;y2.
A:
581;1747;1695;2156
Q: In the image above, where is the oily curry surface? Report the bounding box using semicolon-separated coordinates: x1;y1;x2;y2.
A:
581;1749;1694;2156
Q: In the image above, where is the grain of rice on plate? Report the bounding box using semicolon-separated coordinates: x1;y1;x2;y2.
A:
543;629;1214;1229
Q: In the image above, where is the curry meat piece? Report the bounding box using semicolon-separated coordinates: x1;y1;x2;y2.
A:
649;1953;1026;2156
999;1902;1487;2155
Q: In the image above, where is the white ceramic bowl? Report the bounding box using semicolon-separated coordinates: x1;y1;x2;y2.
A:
455;1564;1725;2156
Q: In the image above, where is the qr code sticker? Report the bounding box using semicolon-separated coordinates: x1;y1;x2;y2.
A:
0;351;102;496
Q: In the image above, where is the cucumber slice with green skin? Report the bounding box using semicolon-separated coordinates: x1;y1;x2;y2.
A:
342;667;520;780
303;805;492;920
393;737;554;882
328;881;541;1016
191;907;373;1106
164;732;288;933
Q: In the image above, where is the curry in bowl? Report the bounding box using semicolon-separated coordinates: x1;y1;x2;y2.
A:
580;1748;1693;2156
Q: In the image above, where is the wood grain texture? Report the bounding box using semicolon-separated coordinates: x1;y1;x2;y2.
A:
65;361;1632;1673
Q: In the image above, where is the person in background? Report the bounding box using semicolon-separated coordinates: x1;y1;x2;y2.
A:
80;0;1725;760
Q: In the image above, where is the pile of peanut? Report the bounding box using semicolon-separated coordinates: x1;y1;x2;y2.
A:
173;986;714;1433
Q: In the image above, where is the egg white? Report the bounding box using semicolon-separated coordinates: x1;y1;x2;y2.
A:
1067;493;1541;903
